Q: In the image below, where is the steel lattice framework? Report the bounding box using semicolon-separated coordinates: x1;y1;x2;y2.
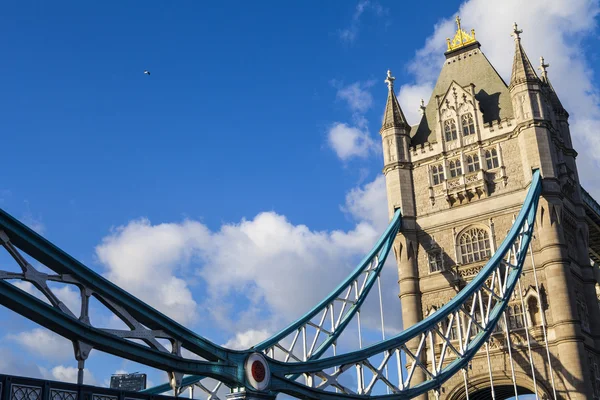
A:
0;171;542;399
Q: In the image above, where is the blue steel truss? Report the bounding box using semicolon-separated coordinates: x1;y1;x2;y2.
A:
0;170;542;399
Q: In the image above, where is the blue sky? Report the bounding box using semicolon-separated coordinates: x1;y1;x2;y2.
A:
1;0;599;398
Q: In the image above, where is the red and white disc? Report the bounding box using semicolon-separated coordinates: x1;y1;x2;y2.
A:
245;353;270;391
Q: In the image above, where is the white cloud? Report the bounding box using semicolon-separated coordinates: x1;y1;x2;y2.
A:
397;83;434;126
336;81;376;114
0;346;46;379
95;175;402;343
327;80;380;161
7;328;73;361
223;329;271;350
48;365;97;385
398;0;600;196
96;219;210;325
327;122;376;160
342;175;388;230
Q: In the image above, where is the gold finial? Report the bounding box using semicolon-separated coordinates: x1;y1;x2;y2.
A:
511;22;523;41
446;15;477;51
539;56;550;81
385;69;395;91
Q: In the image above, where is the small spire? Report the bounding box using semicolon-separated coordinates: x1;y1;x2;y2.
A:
538;56;567;116
511;22;523;41
385;70;395;91
509;23;539;89
419;99;426;116
539;56;550;82
381;70;409;132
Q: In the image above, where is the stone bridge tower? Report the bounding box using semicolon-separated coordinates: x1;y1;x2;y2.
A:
381;18;600;399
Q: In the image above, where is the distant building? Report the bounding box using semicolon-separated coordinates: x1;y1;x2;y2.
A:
109;373;147;392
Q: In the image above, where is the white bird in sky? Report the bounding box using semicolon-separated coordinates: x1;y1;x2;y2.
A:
144;70;151;75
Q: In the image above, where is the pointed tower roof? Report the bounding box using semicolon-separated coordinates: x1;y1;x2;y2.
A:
411;17;513;144
538;56;568;117
381;70;409;131
509;23;540;89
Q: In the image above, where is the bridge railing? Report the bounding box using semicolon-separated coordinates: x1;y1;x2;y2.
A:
0;374;177;400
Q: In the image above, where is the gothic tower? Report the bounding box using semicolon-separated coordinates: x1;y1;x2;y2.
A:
381;18;600;399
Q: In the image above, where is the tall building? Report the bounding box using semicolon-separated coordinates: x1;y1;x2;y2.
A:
381;17;599;399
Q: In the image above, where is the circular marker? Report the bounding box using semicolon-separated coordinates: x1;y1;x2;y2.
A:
245;353;270;391
252;360;266;382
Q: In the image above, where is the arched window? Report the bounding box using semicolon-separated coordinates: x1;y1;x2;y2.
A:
444;119;458;141
459;227;491;264
466;154;480;173
432;164;444;185
528;296;540;326
449;160;462;178
461;113;475;136
485;148;499;169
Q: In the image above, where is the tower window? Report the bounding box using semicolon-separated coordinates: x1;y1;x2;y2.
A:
428;250;443;273
444;119;458;141
449;160;462;178
507;304;525;329
461;113;476;136
576;288;591;333
466;154;480;173
432;164;444;185
458;227;491;264
485;148;500;169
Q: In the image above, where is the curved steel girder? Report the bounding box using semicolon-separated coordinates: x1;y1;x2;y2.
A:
261;170;541;398
0;207;231;362
0;170;541;400
0;279;245;386
255;208;402;352
144;209;402;394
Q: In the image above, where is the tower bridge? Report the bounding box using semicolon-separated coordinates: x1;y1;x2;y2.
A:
1;19;600;400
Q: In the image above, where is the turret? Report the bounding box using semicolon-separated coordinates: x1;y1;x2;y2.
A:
379;70;415;219
538;56;572;147
508;23;545;124
509;23;557;178
380;70;411;166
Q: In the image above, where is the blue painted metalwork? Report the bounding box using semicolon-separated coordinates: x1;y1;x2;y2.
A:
0;170;542;399
143;208;403;394
265;170;542;398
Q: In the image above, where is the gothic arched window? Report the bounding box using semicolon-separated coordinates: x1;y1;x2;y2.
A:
432;164;444;185
449;160;462;178
466;154;480;173
444;119;458;141
485;148;499;169
461;113;475;136
458;227;491;264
